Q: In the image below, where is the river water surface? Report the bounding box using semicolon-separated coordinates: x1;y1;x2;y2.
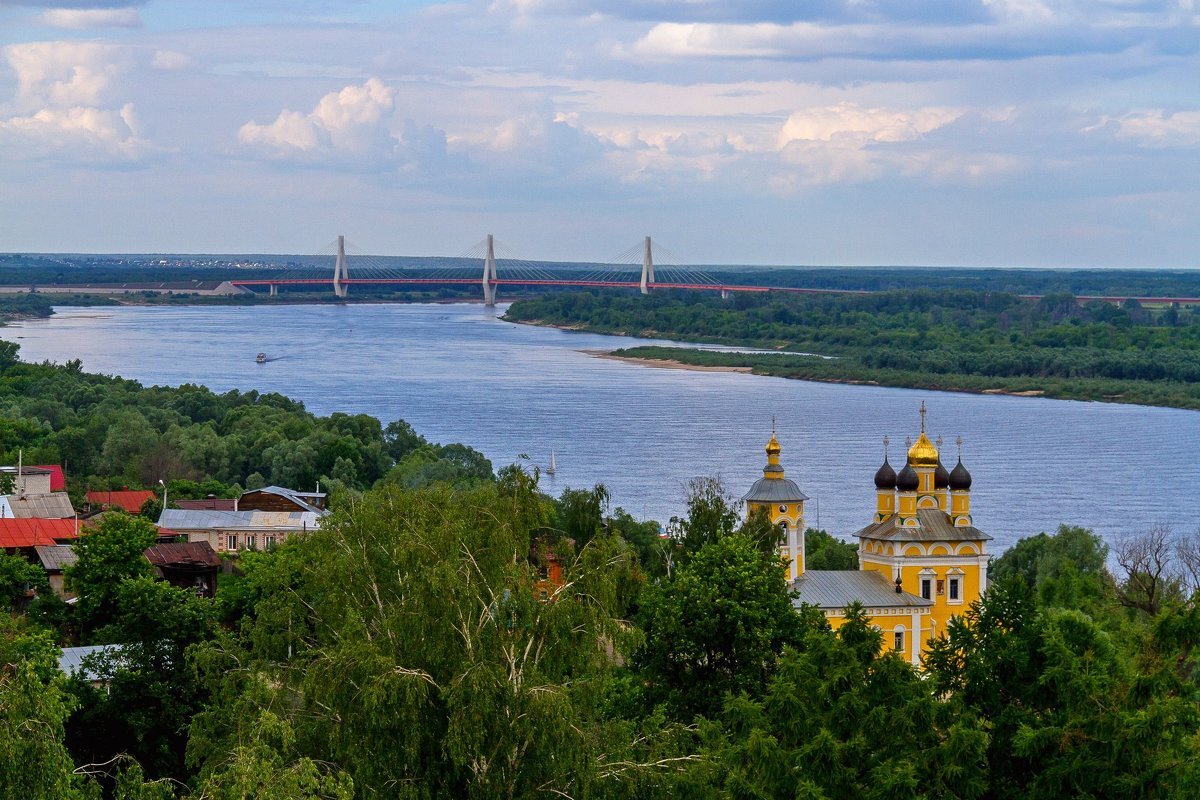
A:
7;302;1197;552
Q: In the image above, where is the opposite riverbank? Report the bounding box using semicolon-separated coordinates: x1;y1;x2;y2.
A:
504;291;1200;411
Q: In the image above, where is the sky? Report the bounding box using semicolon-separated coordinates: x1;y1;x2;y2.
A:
0;1;1198;267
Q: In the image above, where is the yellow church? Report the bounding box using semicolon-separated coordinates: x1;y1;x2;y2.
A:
742;404;991;665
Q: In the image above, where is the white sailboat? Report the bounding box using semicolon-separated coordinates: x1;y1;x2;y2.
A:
547;451;557;476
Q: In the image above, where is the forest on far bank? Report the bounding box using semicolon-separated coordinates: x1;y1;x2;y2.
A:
505;289;1200;409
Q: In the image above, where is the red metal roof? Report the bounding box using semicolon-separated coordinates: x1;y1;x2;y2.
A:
86;490;156;514
0;518;79;549
32;465;66;491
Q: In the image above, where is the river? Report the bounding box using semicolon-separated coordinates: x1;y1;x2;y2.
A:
7;302;1197;552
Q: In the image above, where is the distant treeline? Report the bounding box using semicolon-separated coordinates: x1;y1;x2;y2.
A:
5;253;1200;297
505;289;1200;409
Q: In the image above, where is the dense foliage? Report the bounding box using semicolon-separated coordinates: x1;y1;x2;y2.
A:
506;290;1200;408
0;340;491;497
1;353;1198;798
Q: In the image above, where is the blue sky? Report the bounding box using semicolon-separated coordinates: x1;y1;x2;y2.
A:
1;1;1198;267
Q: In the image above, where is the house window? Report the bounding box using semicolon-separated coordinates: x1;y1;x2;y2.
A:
936;579;946;597
245;535;255;550
949;577;960;601
893;629;905;651
921;579;932;600
226;534;237;551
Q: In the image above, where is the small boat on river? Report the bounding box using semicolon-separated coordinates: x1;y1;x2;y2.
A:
256;352;267;364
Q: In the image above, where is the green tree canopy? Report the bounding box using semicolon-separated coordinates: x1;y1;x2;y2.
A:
636;534;802;719
66;513;158;635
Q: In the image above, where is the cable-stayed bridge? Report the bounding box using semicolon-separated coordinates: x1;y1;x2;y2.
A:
229;234;859;305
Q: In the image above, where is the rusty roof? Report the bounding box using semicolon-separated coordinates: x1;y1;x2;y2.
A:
144;541;220;568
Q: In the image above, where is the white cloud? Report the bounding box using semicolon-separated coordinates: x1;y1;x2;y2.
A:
239;78;396;157
37;7;141;30
151;50;190;70
466;111;609;168
0;103;147;160
238;78;449;173
5;41;128;106
778;104;963;146
1115;110;1200;148
627;22;840;60
0;40;150;162
981;0;1056;23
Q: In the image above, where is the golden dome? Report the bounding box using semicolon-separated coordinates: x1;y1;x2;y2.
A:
907;432;939;468
765;434;781;457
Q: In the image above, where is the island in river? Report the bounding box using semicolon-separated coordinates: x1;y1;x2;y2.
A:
504;289;1200;410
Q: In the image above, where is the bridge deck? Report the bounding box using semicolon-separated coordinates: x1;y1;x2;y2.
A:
228;277;1200;305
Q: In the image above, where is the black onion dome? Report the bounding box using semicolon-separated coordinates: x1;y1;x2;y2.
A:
949;458;973;491
874;457;897;489
896;462;919;492
934;459;951;489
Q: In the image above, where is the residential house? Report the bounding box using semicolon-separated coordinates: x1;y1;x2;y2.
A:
0;517;80;556
530;535;572;601
0;465;53;495
237;485;327;513
143;542;220;598
156;508;324;553
2;491;76;519
34;545;78;599
58;644;126;688
32;465;66;492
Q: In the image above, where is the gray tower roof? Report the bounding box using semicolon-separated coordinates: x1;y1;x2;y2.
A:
741;476;808;504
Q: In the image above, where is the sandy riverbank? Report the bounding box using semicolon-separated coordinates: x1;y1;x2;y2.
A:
581;349;753;373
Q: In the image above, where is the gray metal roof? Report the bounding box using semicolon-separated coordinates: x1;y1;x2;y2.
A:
854;509;992;543
157;508;322;532
58;644;125;682
5;492;75;519
792;570;932;610
741;477;809;504
34;545;78;571
0;466;52;475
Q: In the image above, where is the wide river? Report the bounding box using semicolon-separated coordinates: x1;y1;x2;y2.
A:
6;303;1197;552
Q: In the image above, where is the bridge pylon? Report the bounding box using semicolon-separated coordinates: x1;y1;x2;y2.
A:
333;235;349;298
639;235;655;295
482;233;498;306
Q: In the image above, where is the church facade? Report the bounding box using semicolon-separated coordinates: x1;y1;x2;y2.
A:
742;405;991;666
